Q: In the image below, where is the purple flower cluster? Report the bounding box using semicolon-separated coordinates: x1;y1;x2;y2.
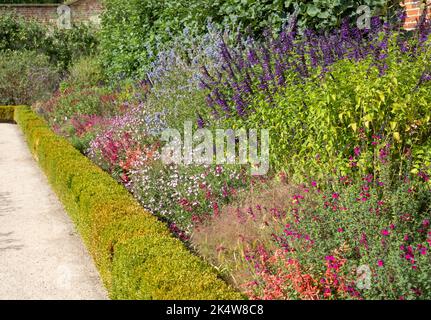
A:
199;16;431;120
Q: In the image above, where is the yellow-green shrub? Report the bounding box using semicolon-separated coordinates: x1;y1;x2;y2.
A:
0;106;15;122
112;235;242;300
13;106;242;300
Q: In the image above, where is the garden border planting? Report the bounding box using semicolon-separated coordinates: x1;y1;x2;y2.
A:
5;105;242;300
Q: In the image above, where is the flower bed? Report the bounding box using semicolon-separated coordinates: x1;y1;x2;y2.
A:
36;14;431;300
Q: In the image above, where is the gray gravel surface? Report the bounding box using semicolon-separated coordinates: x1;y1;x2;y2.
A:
0;124;107;300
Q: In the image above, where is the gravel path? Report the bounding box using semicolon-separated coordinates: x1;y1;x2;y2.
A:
0;123;107;300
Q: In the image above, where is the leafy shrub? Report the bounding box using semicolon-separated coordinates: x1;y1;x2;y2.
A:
100;0;216;78
214;0;400;31
0;12;45;51
100;0;399;78
0;13;99;70
44;24;100;71
0;51;60;105
242;41;431;179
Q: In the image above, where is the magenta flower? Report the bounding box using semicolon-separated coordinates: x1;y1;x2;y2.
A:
293;194;305;201
354;146;361;157
381;229;390;236
363;174;373;183
372;134;381;141
360;233;369;249
418;171;430;182
377;260;384;267
332;193;340;199
418;246;427;255
349;159;358;167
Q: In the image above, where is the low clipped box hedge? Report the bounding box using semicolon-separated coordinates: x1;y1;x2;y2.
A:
0;106;15;122
12;106;242;300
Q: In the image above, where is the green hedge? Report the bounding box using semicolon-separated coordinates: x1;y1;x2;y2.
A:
12;106;242;300
0;106;15;122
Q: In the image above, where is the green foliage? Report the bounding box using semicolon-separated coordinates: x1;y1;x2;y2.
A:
230;34;431;180
0;12;45;50
0;13;99;70
100;0;399;78
112;235;243;299
65;56;104;88
44;24;100;71
99;0;211;78
0;51;60;105
0;106;15;122
13;106;242;300
215;0;399;32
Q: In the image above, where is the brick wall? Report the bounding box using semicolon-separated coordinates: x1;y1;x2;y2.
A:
0;0;103;26
68;0;103;25
403;0;431;29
